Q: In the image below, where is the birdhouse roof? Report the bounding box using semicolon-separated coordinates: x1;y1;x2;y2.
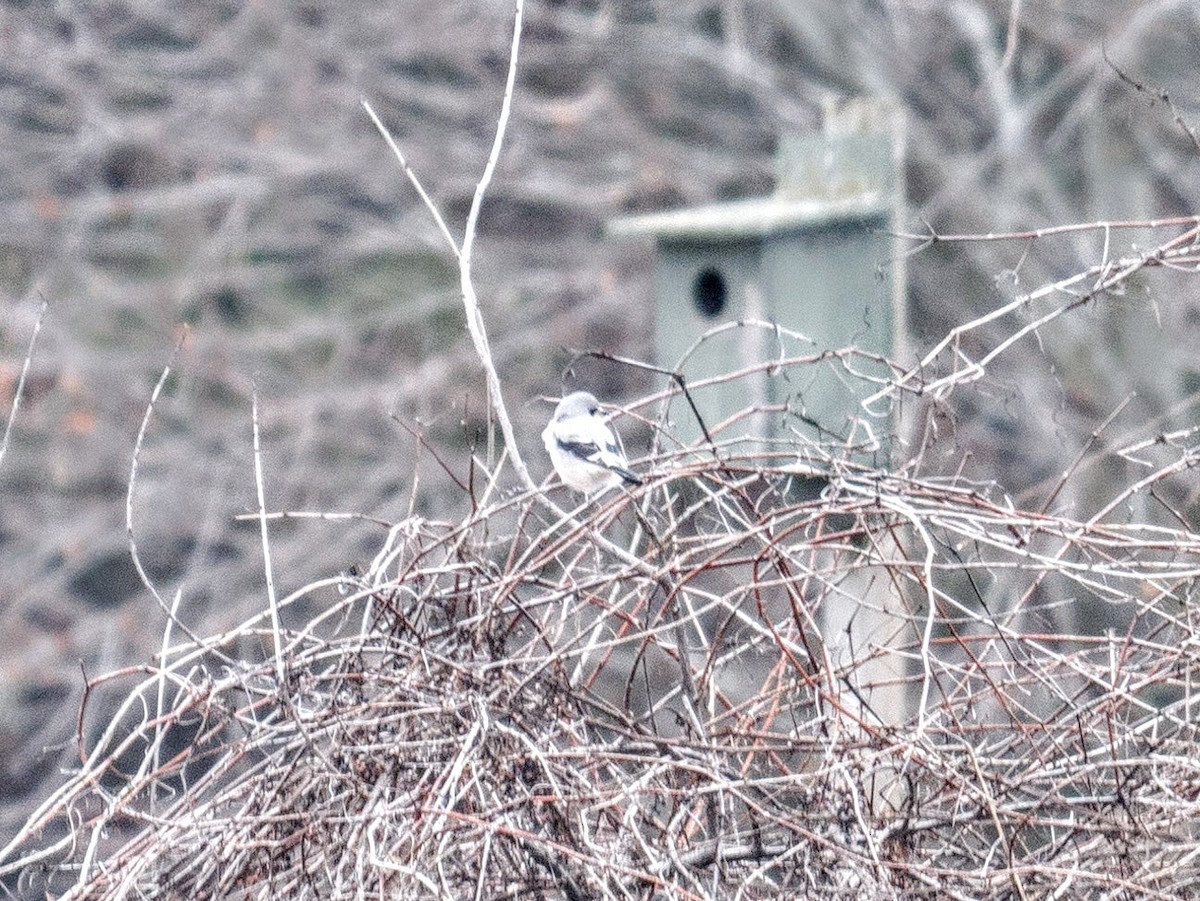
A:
607;192;889;243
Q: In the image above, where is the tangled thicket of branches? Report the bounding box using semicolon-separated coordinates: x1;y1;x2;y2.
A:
5;313;1200;897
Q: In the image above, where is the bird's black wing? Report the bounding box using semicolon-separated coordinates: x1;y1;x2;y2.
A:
556;437;642;485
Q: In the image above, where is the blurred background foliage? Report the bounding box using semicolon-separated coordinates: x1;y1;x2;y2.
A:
0;0;1198;844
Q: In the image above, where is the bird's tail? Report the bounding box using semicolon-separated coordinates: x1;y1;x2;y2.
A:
611;465;642;486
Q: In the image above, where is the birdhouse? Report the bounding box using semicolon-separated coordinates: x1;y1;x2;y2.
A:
608;98;906;465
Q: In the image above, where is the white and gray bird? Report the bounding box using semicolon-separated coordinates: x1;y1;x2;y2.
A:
542;391;642;494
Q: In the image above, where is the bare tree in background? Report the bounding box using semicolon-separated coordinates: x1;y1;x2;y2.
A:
0;0;1199;897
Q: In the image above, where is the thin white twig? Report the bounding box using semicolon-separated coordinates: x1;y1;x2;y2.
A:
251;385;287;691
127;328;205;647
364;1;533;492
457;0;533;491
0;294;47;472
360;99;460;258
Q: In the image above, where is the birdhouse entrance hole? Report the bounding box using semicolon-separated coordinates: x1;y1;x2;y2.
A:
692;267;727;318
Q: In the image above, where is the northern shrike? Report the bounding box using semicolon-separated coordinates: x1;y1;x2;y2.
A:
542;391;641;494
